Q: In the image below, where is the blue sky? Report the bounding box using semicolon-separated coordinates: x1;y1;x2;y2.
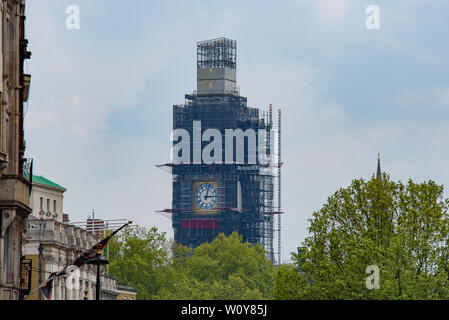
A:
24;0;449;262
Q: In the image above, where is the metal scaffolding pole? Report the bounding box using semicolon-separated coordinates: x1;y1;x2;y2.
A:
268;104;274;263
277;109;282;265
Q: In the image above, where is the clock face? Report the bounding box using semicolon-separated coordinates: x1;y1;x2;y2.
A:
194;183;218;211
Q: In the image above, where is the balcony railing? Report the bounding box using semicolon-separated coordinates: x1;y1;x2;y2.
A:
23;158;33;193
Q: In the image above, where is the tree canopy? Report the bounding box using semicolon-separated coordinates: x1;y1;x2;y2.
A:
108;228;274;300
108;174;449;300
107;225;171;299
154;232;275;300
275;174;449;299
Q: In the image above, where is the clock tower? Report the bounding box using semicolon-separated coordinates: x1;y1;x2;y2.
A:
168;38;278;262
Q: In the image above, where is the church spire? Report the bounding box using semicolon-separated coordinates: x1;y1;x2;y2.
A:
376;152;382;180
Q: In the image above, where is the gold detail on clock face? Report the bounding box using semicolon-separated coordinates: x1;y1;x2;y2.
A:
193;182;218;213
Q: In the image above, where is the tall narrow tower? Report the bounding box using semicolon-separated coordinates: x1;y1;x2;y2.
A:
376;153;382;180
168;38;277;259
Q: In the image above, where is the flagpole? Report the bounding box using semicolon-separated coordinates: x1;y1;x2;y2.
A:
27;273;55;298
38;243;43;300
106;221;109;275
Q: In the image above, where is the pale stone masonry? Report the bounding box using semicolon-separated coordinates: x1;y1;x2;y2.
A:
24;216;119;300
28;175;66;223
22;174;118;300
0;0;32;300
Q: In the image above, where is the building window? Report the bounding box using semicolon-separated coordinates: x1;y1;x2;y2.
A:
54;200;57;213
47;199;50;211
40;197;43;210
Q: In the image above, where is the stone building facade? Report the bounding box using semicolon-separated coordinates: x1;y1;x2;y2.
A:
29;175;66;223
0;0;32;300
23;216;122;300
24;216;101;300
116;285;137;300
23;175;128;300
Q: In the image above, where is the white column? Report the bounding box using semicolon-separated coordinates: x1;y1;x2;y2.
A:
56;277;60;300
52;277;57;300
60;278;65;300
75;275;80;300
88;281;93;300
67;277;73;300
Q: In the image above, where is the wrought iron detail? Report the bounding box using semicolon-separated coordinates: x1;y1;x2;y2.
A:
23;158;33;184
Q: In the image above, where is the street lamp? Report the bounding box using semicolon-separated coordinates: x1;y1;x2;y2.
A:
88;245;109;300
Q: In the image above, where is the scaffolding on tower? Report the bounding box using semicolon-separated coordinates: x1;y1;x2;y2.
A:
157;104;282;263
156;38;283;263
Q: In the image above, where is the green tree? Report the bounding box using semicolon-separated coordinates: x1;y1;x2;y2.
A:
275;174;449;299
273;264;308;300
154;232;275;300
108;225;171;299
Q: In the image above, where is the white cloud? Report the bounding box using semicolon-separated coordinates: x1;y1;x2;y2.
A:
315;0;352;23
391;87;449;110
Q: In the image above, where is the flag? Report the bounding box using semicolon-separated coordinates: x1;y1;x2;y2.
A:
40;277;54;300
69;221;130;271
31;220;132;300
